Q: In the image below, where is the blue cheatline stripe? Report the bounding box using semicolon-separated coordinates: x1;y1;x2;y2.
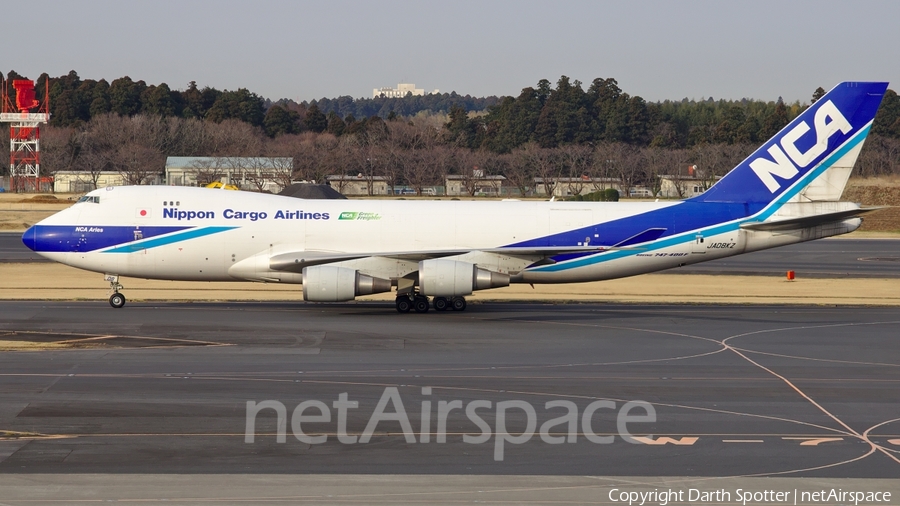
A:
102;226;237;253
531;122;872;273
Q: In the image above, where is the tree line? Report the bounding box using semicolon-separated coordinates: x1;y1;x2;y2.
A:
1;70;498;138
6;70;899;147
3;70;900;194
31;112;900;197
470;77;900;152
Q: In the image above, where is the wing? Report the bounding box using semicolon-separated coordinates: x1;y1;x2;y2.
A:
268;245;637;273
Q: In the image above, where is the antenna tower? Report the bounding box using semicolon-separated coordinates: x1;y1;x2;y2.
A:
1;77;51;192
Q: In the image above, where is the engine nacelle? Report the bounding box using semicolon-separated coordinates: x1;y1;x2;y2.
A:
302;265;391;302
418;259;509;297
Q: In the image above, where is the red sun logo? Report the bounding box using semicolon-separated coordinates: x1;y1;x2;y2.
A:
140;210;147;216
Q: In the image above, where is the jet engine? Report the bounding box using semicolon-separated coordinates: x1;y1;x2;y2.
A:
302;265;391;302
418;259;509;297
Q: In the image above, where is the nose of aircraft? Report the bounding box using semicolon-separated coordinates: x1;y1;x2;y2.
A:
22;225;37;251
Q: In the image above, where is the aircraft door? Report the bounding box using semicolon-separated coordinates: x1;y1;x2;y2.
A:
691;233;706;254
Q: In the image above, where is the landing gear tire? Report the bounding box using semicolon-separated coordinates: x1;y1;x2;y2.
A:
413;295;430;313
450;296;467;311
109;293;126;309
395;296;412;313
433;297;449;311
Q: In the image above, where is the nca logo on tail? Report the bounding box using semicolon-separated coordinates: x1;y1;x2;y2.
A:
749;100;852;192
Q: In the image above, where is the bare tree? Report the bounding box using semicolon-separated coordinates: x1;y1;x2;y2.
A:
856;135;900;177
558;146;593;197
690;143;726;190
481;151;510;197
206;119;263;156
385;120;436;151
641;146;667;197
242;157;279;192
403;149;439;196
608;143;644;198
339;135;380;195
188;158;226;186
428;146;457;195
723;143;755;173
39;127;79;191
507;147;536;197
454;149;493;197
290;132;339;185
590;142;614;184
83;114;164;186
114;141;164;185
74;134;112;191
264;134;301;190
518;143;560;196
267;156;295;192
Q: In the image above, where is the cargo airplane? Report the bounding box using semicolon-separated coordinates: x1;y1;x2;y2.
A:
23;82;888;312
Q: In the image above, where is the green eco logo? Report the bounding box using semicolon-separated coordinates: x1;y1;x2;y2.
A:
338;212;381;221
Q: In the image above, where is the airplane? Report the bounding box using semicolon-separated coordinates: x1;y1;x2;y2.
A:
22;81;888;313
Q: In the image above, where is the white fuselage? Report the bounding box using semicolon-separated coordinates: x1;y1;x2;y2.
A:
27;186;859;288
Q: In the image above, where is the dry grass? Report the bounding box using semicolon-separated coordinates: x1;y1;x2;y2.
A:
1;262;899;307
0;192;77;203
0;340;79;351
846;175;900;188
843;179;900;233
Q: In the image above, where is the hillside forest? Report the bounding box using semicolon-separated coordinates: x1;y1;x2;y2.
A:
3;70;900;196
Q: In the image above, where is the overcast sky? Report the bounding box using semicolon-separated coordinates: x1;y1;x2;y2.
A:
4;0;898;104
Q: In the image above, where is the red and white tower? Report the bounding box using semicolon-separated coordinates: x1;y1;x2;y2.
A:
1;77;50;192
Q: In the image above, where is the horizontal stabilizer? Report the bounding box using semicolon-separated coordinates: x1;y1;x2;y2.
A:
740;207;885;231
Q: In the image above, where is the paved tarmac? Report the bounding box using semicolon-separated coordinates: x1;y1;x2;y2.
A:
1;301;898;482
0;232;48;262
2;232;898;276
676;238;900;278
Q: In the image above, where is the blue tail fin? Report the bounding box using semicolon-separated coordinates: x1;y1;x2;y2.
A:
690;81;888;204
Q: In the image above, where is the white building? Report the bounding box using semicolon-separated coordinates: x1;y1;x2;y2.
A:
372;83;438;98
445;175;509;196
658;175;717;198
53;171;130;193
533;177;623;198
165;157;293;193
326;175;390;196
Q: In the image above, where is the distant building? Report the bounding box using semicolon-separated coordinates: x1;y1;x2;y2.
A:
533;177;623;198
658;175;717;198
326;175;390;196
53;171;132;193
165;157;293;193
445;174;510;196
372;83;439;99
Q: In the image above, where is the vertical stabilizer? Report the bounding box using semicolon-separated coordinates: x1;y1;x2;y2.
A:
690;82;888;204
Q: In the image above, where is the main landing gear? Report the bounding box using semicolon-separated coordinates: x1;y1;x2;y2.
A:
106;274;126;309
395;294;467;313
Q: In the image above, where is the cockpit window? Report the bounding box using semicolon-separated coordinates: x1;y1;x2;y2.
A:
77;196;100;204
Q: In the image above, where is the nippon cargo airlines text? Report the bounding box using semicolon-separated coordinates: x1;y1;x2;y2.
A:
162;208;331;221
